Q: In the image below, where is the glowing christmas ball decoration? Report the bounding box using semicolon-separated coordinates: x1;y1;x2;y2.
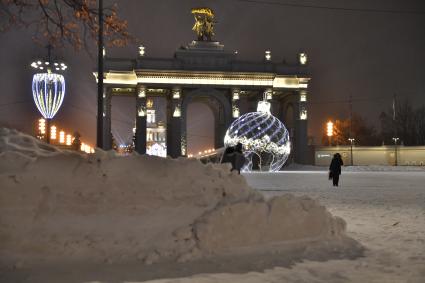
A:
224;100;291;172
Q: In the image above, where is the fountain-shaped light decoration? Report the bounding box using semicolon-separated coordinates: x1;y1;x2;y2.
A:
31;48;67;143
224;95;291;172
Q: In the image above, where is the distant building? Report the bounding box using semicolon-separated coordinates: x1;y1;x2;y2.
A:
146;99;167;157
99;8;311;164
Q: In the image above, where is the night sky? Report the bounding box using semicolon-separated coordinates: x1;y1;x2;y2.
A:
1;0;425;151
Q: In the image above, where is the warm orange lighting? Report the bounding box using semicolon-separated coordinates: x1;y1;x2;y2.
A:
66;134;72;146
80;143;94;154
326;121;334;137
50;126;57;140
59;131;65;144
38;118;46;134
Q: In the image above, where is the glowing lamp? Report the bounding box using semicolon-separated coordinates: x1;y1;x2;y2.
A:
173;105;181;117
326;121;334;137
172;89;181;99
66;134;72;146
38;118;46;134
265;50;271;61
59;131;65;144
299;53;308;65
50;126;57;140
232;106;240;118
139;45;145;57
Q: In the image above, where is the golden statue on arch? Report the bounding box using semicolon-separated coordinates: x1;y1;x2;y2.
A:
191;8;215;41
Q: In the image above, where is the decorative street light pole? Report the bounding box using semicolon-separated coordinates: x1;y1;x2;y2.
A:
326;121;334;146
97;0;104;149
392;137;399;166
348;138;355;166
31;47;67;144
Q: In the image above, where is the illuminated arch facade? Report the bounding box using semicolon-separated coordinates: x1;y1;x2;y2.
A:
98;40;311;164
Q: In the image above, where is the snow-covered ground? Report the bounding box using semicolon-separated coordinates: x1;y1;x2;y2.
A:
0;129;358;282
1;129;424;282
142;171;425;283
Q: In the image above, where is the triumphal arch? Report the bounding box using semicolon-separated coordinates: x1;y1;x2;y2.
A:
99;8;311;164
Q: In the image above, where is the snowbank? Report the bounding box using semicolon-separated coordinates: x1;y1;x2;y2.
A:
0;128;359;267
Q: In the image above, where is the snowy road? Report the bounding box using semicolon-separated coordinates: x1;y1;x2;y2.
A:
243;170;425;283
147;170;425;283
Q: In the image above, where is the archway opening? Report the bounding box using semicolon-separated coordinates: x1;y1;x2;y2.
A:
111;96;136;149
186;102;215;156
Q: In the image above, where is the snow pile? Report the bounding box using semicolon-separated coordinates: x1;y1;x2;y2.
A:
0;128;358;266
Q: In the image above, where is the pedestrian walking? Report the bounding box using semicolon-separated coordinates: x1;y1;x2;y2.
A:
232;143;246;174
329;153;343;187
221;146;235;166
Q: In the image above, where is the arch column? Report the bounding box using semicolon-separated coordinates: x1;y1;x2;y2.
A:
167;87;183;157
294;89;309;164
135;85;147;154
231;88;240;121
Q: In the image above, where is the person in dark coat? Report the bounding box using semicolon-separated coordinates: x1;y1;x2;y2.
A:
232;143;246;174
329;153;344;187
221;146;235;166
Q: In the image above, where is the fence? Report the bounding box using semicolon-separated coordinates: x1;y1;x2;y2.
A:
315;146;425;166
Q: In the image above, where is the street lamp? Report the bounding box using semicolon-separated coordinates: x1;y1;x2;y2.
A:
31;47;67;144
348;138;355;166
392;137;399;166
326;121;334;146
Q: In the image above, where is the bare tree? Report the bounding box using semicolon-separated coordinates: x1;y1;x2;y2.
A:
380;99;423;145
414;106;425;145
322;114;380;146
0;0;131;49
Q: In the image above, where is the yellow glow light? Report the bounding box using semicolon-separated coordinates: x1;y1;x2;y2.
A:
99;71;310;90
66;134;72;146
265;50;271;61
38;118;46;134
59;131;65;144
51;126;57;140
326;121;334;137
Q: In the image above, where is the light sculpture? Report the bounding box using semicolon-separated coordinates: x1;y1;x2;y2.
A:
31;53;67;143
224;99;291;172
32;73;66;120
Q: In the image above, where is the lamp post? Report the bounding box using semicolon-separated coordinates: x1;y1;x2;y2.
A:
97;0;104;149
31;49;67;144
392;137;399;166
326;121;334;146
348;138;355;166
